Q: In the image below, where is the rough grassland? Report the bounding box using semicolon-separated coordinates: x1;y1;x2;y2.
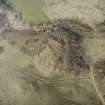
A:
9;0;49;23
44;0;105;27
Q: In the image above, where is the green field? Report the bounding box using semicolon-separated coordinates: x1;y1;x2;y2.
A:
9;0;49;23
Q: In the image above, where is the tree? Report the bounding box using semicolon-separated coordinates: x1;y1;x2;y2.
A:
0;0;7;5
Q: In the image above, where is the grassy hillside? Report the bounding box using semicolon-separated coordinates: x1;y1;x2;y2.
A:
9;0;49;23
